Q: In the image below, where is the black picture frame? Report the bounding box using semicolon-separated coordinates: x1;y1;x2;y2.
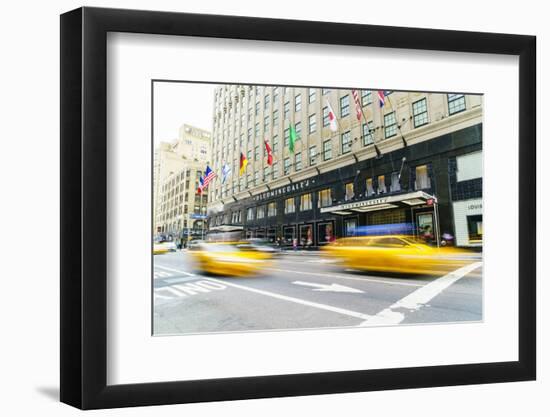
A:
60;6;536;410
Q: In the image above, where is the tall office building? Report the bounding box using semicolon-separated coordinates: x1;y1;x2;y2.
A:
207;85;483;248
153;124;211;235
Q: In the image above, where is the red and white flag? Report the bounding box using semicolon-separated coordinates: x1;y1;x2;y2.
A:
264;140;273;166
326;101;339;132
352;90;362;121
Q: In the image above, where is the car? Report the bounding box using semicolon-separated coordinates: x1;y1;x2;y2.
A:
186;239;205;251
243;238;282;256
322;235;478;276
153;240;177;255
190;242;272;276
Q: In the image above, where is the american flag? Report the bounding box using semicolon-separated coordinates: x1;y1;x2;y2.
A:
352;90;362;121
377;90;385;107
202;165;217;188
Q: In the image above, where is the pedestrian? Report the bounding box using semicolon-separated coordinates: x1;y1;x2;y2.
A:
292;237;297;251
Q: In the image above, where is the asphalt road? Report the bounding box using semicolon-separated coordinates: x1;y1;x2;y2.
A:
153;250;482;335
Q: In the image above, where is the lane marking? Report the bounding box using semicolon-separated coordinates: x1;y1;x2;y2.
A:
155;264;196;276
204;277;373;321
360;261;483;326
265;268;424;287
292;281;365;293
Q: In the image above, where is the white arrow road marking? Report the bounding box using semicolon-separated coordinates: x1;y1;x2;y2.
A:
292;281;364;293
204;277;373;321
359;261;483;326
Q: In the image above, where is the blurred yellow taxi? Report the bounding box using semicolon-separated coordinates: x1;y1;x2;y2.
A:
191;242;273;277
153;241;177;255
322;235;477;276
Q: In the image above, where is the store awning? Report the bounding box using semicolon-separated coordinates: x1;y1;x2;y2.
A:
320;191;437;215
207;225;244;232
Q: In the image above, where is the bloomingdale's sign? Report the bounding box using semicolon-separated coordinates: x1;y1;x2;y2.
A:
253;178;317;202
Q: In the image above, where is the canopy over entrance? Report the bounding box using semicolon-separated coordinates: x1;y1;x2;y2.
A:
320;191;437;215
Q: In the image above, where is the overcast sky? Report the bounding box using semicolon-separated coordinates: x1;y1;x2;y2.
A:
153;82;219;145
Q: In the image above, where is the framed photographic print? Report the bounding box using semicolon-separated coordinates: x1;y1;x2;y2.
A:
60;6;536;410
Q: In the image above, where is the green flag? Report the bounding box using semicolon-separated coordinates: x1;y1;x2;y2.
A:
289;125;297;153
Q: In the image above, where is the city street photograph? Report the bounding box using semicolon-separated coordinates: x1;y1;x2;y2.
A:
152;81;483;336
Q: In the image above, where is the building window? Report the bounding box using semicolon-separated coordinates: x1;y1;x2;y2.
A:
415;165;431;189
295;94;302;112
345;183;354;200
273;110;279;126
448;93;466;115
318;188;332;208
363;121;374;145
309;145;317;165
264;94;270;109
272;163;279;179
254;171;259;186
341;131;352;154
323;140;332;161
361;90;372;106
247;128;252;142
308;88;316;103
308;114;317;133
284;101;290;120
273;135;279;150
264;115;270;132
246;174;251;188
284;157;291;175
384;112;397;138
322;88;330;95
255;101;260;116
378;175;387;194
295;152;302;171
253;145;259;160
322;106;329;127
284;197;296;214
412;98;429;127
255;122;260;137
366;178;375;196
295;121;302;139
456;151;482;181
247;207;255;221
300;193;312;211
273;87;279;103
467;214;483;243
390;172;401;192
268;202;277;217
340;95;350;117
257;205;265;219
247;149;252;160
263;166;270;181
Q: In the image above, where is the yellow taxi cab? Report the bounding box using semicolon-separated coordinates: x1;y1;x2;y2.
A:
153;240;177;255
191;242;273;277
322;235;477;276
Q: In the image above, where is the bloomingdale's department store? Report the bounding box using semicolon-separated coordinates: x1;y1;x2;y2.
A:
207;124;483;249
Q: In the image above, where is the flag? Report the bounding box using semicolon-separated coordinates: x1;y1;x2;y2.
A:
264;140;273;166
221;163;231;183
197;175;204;194
202;165;216;188
352;90;362;121
239;152;248;176
377;90;385;107
326;101;338;132
289;125;297;153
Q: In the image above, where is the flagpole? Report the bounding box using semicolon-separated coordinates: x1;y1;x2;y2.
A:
384;93;408;147
357;98;382;158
